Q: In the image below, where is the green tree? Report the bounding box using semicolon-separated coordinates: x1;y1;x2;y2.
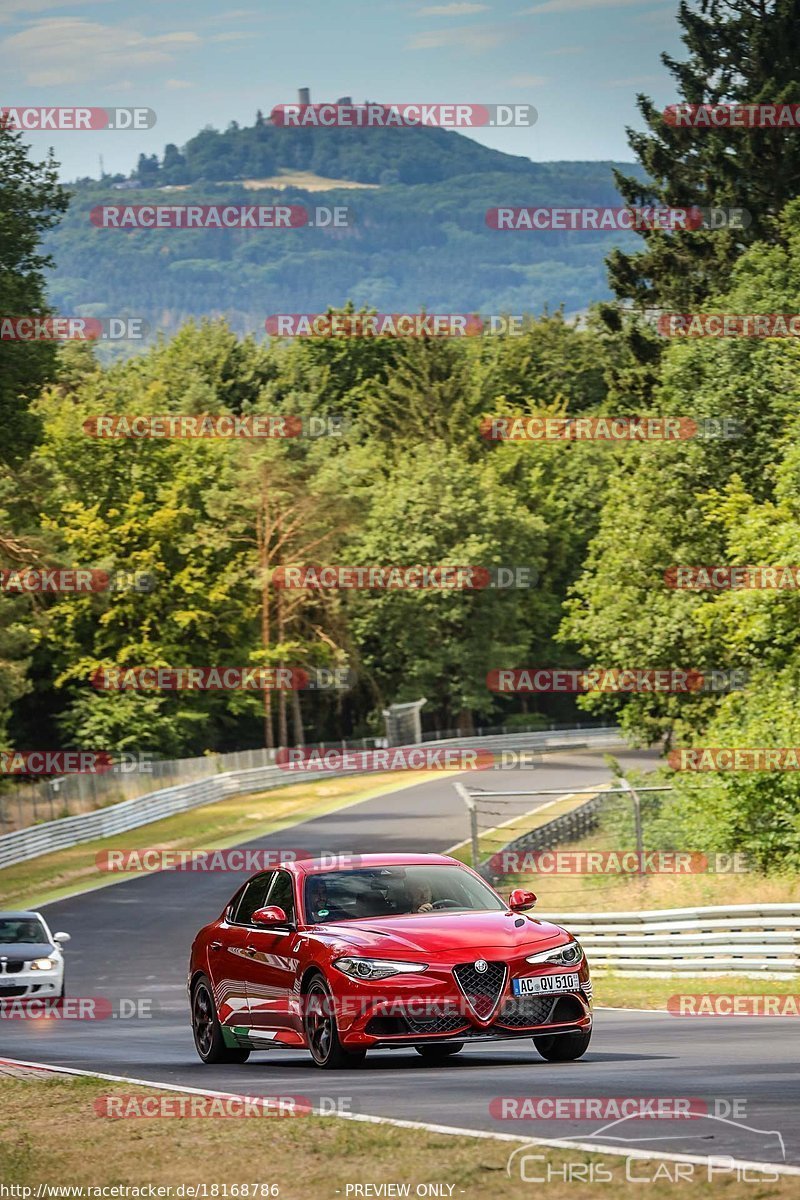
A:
0;120;69;463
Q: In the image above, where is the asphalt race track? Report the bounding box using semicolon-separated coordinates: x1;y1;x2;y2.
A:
2;748;799;1168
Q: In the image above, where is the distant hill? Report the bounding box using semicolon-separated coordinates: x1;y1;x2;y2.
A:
46;114;646;340
129;110;545;189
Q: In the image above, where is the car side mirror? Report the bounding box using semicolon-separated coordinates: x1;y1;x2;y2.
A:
508;889;537;912
251;906;289;928
53;932;71;943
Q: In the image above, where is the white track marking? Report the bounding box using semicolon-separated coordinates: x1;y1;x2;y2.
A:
1;1054;797;1178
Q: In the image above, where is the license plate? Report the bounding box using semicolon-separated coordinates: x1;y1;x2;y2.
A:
512;971;579;996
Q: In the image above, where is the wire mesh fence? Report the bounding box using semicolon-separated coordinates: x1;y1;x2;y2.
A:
454;779;705;908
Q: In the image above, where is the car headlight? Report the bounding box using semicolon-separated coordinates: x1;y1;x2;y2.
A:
30;958;55;971
333;957;428;981
525;939;583;967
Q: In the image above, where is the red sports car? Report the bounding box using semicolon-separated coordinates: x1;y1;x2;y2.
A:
188;853;592;1069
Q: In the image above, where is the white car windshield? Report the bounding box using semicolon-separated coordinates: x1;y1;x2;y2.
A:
304;865;505;924
0;917;48;943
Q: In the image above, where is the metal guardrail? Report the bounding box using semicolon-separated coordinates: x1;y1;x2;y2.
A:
0;727;622;871
537;904;800;974
486;791;605;862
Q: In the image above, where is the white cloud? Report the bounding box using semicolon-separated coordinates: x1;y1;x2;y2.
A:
1;18;200;85
408;26;506;50
165;78;194;90
209;32;251;43
507;73;548;86
418;3;490;14
0;0;102;20
525;0;658;12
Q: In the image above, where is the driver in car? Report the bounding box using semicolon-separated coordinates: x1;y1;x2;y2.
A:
305;878;352;923
408;880;434;913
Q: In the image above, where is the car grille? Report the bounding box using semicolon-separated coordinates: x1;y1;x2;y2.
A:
453;961;507;1019
496;995;556;1028
0;962;25;974
0;986;28;997
405;1012;468;1036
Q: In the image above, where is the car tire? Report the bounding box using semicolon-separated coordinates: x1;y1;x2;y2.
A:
303;975;367;1070
191;974;250;1064
533;1029;592;1062
414;1042;464;1062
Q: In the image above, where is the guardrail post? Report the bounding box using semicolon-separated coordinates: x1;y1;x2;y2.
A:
620;777;645;873
454;783;480;867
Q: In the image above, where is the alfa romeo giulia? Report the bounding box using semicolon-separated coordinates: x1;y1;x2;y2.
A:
188;853;592;1069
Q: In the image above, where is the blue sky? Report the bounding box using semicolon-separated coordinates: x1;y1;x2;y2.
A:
0;0;684;181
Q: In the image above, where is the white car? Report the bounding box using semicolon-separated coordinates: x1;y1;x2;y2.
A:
0;911;70;1000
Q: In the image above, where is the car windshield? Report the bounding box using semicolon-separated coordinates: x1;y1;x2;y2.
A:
303;865;505;924
0;917;48;944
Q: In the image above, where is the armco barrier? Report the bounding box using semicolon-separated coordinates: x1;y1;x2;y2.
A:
537;904;800;974
0;727;620;871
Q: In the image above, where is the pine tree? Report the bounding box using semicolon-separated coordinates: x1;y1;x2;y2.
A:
0;121;69;463
599;0;800;403
607;0;800;312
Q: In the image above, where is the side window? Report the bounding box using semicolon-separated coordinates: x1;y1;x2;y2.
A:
232;873;274;924
266;870;296;925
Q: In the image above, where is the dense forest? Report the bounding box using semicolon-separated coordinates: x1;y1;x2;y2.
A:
3;0;800;870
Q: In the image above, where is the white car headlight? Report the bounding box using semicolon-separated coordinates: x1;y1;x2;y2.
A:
333;957;428;981
525;939;583;967
30;957;55;971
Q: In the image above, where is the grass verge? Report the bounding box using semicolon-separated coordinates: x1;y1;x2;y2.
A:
594;971;800;1009
448;789;602;866
1;1073;795;1197
0;770;448;911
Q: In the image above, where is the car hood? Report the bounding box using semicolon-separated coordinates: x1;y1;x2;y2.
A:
0;942;53;960
309;910;570;957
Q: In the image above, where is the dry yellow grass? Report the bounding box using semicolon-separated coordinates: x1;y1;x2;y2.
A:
0;770;448;911
1;1074;795;1198
242;171;379;192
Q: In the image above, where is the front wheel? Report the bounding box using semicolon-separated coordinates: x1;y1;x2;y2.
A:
192;975;250;1064
303;976;367;1069
414;1042;464;1062
533;1029;591;1062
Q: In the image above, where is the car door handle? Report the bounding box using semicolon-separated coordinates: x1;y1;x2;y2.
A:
210;941;222;951
245;945;257;956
